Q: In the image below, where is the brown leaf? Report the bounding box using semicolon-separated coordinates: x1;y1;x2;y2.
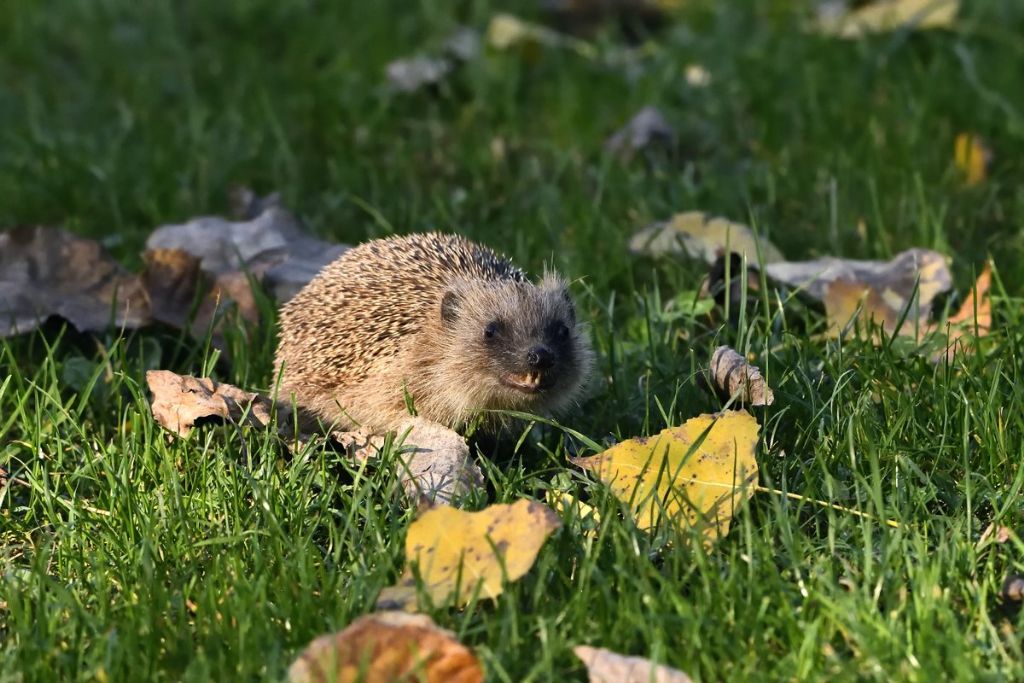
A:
573;646;693;683
0;226;149;337
141;249;261;339
709;346;774;406
765;248;951;314
288;612;483;683
605;106;676;159
145;369;272;437
145;205;348;302
931;264;992;361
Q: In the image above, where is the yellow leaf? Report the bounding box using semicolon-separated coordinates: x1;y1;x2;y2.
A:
931;264;992;361
817;0;959;38
547;490;601;538
954;133;990;187
377;499;561;610
572;411;759;543
629;211;784;264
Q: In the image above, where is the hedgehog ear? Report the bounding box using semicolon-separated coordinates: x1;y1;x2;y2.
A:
441;290;460;325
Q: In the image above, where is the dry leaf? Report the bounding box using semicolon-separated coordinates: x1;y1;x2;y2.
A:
605;106;676;159
288;612;483;683
764;248;951;312
574;646;693;683
709;346;774;406
931;264;992;361
141;248;260;338
145;205;348;302
630;212;785;265
573;410;759;542
0;226;149;337
487;13;596;59
146;370;272;437
392;417;485;505
954;133;991;187
377;499;561;610
817;0;959;38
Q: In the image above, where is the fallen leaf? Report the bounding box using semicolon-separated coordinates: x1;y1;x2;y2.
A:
141;249;260;338
574;646;693;683
816;0;959;38
229;185;282;220
547;490;601;538
709;346;774;406
146;370;273;437
572;411;759;541
487;13;596;59
288;612;483;683
954;133;990;187
764;248;951;314
392;417;485;505
629;212;784;264
145;205;348;302
931;264;991;361
0;226;149;337
978;522;1012;549
605;106;676;159
377;499;561;610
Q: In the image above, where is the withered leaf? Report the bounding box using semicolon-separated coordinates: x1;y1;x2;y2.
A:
141;249;260;338
288;612;483;683
146;369;272;437
0;226;149;337
605;106;676;158
574;646;693;683
145;205;348;302
765;248;951;314
709;346;774;406
630;212;785;265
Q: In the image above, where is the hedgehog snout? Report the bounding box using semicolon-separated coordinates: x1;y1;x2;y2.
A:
526;345;554;370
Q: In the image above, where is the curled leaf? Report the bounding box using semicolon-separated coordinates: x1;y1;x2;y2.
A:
573;411;759;543
574;646;693;683
709;346;774;406
145;205;348;302
146;370;272;437
288;612;483;683
0;226;148;337
630;212;784;264
377;499;561;610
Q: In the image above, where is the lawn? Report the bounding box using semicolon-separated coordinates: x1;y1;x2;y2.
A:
4;0;1024;680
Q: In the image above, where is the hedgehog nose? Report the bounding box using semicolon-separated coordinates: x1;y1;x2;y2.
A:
527;346;554;370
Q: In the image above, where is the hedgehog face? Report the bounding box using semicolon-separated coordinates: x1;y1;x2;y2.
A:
436;275;593;418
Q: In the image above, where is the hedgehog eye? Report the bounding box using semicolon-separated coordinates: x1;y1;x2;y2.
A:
553;322;570;340
483;321;501;339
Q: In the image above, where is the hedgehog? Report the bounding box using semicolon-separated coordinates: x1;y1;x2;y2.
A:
274;232;594;433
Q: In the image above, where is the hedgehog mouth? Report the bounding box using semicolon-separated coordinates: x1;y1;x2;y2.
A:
501;371;550;394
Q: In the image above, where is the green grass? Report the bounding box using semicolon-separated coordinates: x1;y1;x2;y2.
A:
4;0;1024;680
